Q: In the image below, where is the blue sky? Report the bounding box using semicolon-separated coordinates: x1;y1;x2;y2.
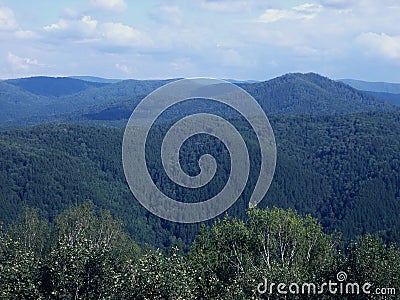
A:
0;0;399;81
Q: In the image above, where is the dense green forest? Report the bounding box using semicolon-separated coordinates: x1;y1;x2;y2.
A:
1;203;398;299
1;111;399;248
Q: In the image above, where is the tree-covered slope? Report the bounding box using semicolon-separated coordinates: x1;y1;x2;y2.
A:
1;111;399;247
0;125;176;248
270;112;400;241
364;91;400;105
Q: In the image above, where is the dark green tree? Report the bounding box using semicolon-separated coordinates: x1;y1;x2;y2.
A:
345;234;400;299
0;231;42;299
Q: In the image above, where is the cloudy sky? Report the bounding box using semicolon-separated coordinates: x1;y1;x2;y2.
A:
0;0;399;81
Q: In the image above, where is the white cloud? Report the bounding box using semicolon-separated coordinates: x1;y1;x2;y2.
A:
115;63;131;74
90;0;127;14
42;15;151;51
257;3;322;23
0;6;17;30
248;0;399;54
14;30;39;39
357;32;400;59
43;16;98;38
216;48;248;67
7;52;44;71
99;22;150;47
44;19;66;31
2;0;400;81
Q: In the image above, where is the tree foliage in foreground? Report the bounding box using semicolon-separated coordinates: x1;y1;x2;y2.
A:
189;208;341;299
0;204;399;299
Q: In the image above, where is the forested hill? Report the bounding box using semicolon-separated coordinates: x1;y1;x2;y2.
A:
72;73;400;126
1;111;399;247
5;76;109;97
0;73;398;128
239;73;397;115
0;78;176;125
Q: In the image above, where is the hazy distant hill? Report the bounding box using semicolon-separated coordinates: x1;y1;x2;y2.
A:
69;76;122;84
225;79;259;84
0;78;176;127
338;78;400;106
5;76;109;97
340;78;400;94
0;73;398;128
0;81;53;122
83;73;398;126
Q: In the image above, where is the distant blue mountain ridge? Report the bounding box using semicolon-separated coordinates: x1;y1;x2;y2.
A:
0;73;399;128
339;78;400;94
339;78;400;105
